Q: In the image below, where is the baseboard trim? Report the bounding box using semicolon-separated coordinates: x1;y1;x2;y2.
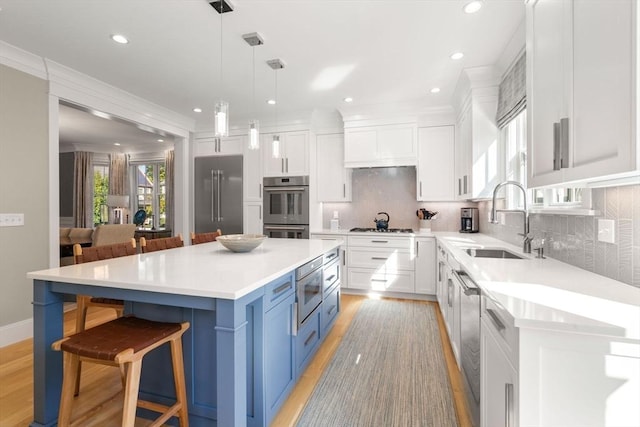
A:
0;318;33;348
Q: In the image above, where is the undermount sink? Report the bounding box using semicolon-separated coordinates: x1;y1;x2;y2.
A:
464;248;526;259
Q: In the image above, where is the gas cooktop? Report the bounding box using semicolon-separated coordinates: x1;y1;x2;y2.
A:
349;227;414;233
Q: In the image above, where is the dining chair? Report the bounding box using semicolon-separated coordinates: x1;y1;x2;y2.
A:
140;234;184;253
72;238;137;394
190;229;222;245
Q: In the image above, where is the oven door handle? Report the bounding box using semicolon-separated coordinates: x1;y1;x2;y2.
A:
264;186;307;192
452;270;480;296
264;225;307;231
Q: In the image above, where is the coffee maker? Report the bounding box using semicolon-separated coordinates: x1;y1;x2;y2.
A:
460;207;479;233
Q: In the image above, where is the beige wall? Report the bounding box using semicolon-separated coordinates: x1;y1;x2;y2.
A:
0;64;50;327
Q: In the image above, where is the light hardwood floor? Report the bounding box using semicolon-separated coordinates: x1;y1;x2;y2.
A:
0;294;471;427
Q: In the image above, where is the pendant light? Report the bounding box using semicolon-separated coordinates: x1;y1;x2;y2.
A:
242;32;264;150
211;1;233;137
267;59;285;158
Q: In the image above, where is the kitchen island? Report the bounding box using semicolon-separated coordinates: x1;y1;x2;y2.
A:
27;238;342;427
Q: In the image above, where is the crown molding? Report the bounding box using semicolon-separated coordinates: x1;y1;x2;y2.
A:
0;40;47;79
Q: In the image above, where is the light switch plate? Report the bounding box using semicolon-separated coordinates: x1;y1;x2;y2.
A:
597;219;615;244
0;213;24;227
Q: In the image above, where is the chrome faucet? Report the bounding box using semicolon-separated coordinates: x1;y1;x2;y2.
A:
490;180;531;254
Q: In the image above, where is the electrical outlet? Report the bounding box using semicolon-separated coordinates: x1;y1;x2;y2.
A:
0;213;25;227
597;219;615;244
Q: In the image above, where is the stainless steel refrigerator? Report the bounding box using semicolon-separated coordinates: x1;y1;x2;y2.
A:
194;155;243;234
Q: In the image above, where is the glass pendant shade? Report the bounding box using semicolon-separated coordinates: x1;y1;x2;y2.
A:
248;120;260;150
271;135;281;159
214;100;229;137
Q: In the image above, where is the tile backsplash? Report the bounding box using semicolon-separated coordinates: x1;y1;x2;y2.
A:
321;167;475;232
478;184;640;288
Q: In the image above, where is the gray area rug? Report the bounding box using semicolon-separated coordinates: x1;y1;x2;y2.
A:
296;299;458;427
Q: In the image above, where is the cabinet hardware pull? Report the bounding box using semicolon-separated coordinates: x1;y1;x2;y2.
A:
343;183;346;198
325;274;336;282
553;121;561;170
273;282;291;295
325;252;337;261
264;186;306;192
505;383;514;427
419;181;423;197
371;257;388;260
486;308;506;332
371;240;388;243
304;330;317;346
259;183;262;198
458;178;462;196
370;278;387;283
286;158;289;173
342;249;346;265
560;117;569;168
292;303;298;336
463;175;468;194
327;304;337;316
210;170;215;222
281;158;285;173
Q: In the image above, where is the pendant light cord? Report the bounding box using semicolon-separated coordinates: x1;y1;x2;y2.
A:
219;3;223;99
252;46;255;116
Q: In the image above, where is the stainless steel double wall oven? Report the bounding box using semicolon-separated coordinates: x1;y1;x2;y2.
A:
263;176;309;238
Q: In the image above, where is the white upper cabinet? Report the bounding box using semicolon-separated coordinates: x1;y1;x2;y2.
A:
417;126;455;201
454;85;501;200
316;133;352;202
527;0;637;187
344;123;417;168
193;134;244;157
262;131;309;177
243;140;263;202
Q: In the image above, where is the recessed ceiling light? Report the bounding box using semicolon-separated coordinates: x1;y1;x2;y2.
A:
157;139;164;143
193;107;202;113
267;99;276;105
463;0;483;14
450;52;464;60
114;142;121;146
110;34;129;44
430;88;441;94
343;97;353;103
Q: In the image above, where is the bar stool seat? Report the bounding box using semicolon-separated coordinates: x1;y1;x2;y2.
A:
52;316;190;427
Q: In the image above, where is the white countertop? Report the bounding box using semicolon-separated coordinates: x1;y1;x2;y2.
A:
434;232;640;340
311;229;436;237
28;238;343;300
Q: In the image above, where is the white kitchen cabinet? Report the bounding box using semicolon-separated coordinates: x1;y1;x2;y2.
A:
481;315;518;427
415;237;436;294
527;0;637;187
344;123;417;168
436;243;449;319
243;141;263;202
346;235;416;293
455;89;500;200
193;133;244;156
417;126;455;201
316;133;352;202
262;131;309;177
243;202;262;235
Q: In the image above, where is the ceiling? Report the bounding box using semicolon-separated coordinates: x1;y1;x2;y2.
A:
0;0;524;149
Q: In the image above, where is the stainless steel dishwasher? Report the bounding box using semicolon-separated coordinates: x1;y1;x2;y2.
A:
451;268;481;427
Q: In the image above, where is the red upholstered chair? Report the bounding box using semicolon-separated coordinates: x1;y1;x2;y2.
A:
140;234;184;253
52;316;190;427
190;229;222;245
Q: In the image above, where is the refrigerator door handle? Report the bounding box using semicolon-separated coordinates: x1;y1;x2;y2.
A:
216;170;223;221
210;169;215;222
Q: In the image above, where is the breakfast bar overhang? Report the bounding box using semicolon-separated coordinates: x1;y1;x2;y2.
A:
28;238;342;427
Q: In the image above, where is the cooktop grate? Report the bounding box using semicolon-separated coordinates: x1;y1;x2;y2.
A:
349;227;414;233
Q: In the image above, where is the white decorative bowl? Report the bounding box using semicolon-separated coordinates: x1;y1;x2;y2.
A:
217;234;267;253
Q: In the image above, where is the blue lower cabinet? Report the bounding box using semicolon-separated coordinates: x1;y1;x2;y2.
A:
321;284;340;335
264;292;296;425
296;309;321;377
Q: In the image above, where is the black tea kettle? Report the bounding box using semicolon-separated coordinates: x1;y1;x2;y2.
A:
374;212;390;230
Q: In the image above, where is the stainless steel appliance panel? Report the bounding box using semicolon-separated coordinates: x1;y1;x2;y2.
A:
263;224;309;239
263;176;309;226
296;257;323;325
454;269;481;427
460;207;479;233
194;156;243;234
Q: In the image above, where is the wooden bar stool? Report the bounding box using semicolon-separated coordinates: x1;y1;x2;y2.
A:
190;229;222;245
140;234;184;253
52;316;190;427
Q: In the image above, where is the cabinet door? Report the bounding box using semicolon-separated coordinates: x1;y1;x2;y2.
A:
481;319;518;427
243;142;263;202
193;134;244;157
317;134;352;202
283;132;309;176
243;202;262;234
417;126;455;201
262;133;284;177
377;125;416;162
264;293;296;424
565;0;635;181
415;238;436;294
527;0;570;187
456;106;472;199
344;129;377;164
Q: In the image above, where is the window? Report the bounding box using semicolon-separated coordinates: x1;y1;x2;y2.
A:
135;162;166;229
93;164;109;225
